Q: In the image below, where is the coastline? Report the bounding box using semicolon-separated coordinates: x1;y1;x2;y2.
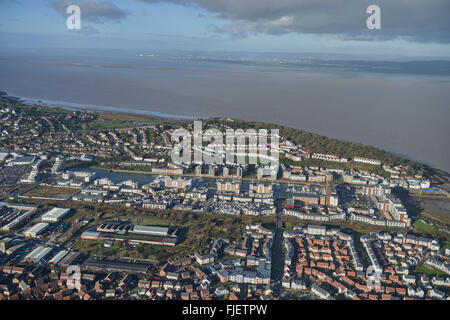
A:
1;90;449;181
0;92;199;121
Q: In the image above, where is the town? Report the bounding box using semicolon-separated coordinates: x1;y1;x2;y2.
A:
0;97;449;300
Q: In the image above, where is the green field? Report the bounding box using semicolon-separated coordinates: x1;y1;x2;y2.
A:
71;239;132;260
22;186;80;199
96;112;158;122
441;241;450;254
15;105;72;116
416;265;448;278
414;220;438;232
88;120;129;129
138;216;172;226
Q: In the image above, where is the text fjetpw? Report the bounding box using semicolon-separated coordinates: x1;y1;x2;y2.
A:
171;121;280;168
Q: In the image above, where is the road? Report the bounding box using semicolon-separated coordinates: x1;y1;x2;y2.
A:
270;197;285;297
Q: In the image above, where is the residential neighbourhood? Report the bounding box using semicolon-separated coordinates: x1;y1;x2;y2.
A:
0;99;449;300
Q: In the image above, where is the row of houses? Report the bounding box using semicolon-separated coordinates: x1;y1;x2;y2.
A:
283;208;408;228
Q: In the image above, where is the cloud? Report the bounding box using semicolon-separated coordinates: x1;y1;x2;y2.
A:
137;0;450;43
51;0;127;23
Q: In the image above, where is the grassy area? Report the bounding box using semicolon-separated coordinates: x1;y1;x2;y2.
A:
139;216;171;226
282;289;310;299
71;239;130;259
96;112;158;123
88;164;157;174
416;265;448;278
22;186;80;199
15;105;72;116
62;206;94;224
119;166;155;172
414;220;438;232
88;120;129;129
441;241;450;254
72;237;178;266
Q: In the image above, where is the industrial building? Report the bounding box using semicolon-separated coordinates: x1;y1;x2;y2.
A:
0;152;9;162
49;250;69;264
58;251;81;267
0;203;38;231
81;231;101;240
132;225;169;237
5;242;26;255
9;155;36;166
41;207;71;223
81;229;178;246
24;223;49;238
97;223;132;234
24;246;53;262
83;258;151;273
0;237;14;253
80;223;180;247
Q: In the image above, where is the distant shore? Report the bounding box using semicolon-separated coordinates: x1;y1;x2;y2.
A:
0;92;199;121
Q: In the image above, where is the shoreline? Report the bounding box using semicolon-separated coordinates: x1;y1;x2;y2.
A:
0;92;200;121
1;90;449;180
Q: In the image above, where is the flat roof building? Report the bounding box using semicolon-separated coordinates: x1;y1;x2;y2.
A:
0;237;14;253
25;246;53;262
10;155;36;165
58;252;81;267
41;208;71;223
24;223;49;238
0;203;38;231
132;225;169;237
49;250;69;264
0;152;9;162
81;231;101;240
83;259;151;273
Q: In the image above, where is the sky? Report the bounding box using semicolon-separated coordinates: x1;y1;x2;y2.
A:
0;0;450;59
